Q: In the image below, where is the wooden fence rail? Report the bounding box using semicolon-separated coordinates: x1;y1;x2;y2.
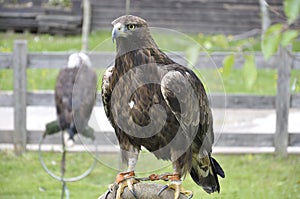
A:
2;51;300;70
1;91;300;109
0;40;299;155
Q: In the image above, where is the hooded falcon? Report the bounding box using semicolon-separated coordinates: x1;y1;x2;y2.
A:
55;52;97;147
102;15;225;199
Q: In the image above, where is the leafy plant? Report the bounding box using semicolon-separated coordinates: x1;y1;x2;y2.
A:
222;54;235;77
224;0;300;89
242;55;257;89
262;0;300;60
262;24;283;60
284;0;300;25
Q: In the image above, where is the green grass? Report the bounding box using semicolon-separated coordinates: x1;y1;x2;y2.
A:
0;31;111;53
1;31;299;53
1;68;300;95
0;68;104;91
1;31;300;94
0;150;300;199
199;68;300;95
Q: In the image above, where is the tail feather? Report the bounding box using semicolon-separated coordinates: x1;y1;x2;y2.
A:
190;155;225;194
211;157;225;178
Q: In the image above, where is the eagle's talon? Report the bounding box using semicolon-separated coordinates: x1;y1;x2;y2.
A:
127;177;138;199
187;193;193;199
107;183;115;192
104;190;111;199
157;184;169;196
115;178;139;199
114;171;139;199
129;188;138;199
158;181;193;199
105;183;117;199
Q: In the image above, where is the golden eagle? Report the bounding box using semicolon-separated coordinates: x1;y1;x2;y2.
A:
102;15;224;199
55;52;97;147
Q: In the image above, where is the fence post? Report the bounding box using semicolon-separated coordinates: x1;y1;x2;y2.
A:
13;40;28;155
126;0;131;14
82;0;91;52
275;46;292;157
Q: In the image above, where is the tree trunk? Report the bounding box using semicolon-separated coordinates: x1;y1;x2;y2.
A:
259;0;271;33
97;182;188;199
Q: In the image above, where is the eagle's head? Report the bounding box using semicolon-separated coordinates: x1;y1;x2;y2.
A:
111;15;157;53
67;52;92;68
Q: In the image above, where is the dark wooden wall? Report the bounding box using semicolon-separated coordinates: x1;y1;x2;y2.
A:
91;0;286;34
1;0;297;35
0;0;82;35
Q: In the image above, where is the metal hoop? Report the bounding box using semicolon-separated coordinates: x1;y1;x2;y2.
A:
38;134;97;182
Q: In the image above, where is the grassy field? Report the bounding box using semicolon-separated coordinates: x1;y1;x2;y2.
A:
1;31;300;94
1;68;300;95
0;30;300;95
1;31;300;53
0;31;111;53
0;150;300;199
0;31;241;53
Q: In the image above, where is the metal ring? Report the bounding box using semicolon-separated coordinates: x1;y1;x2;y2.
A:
38;133;97;182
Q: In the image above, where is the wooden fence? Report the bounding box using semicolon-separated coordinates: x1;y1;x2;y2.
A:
0;40;300;156
90;0;297;34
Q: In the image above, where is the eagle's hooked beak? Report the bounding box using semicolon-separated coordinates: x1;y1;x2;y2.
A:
112;22;125;43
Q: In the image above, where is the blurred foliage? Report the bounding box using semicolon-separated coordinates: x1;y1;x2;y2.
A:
284;0;300;25
262;24;283;60
262;0;299;60
222;54;235;77
242;55;258;90
194;33;260;52
186;0;300;90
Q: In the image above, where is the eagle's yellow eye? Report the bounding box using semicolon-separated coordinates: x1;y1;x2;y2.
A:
127;24;136;30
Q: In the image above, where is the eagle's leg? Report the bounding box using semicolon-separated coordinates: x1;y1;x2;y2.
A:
112;171;139;199
158;162;193;199
113;146;139;199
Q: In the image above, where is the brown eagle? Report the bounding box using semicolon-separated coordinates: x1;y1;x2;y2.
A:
102;15;224;199
55;52;97;147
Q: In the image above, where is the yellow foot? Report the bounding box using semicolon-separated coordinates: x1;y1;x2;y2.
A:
105;171;139;199
157;174;193;199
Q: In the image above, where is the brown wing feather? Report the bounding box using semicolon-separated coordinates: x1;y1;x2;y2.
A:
55;66;97;133
55;67;79;130
160;65;214;155
72;66;98;132
160;64;224;194
101;65;115;118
